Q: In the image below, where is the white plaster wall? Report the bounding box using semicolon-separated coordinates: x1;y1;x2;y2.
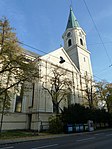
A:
77;46;93;77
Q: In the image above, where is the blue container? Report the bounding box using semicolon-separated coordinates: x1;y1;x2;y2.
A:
75;124;80;132
84;124;89;131
79;124;84;132
66;124;73;133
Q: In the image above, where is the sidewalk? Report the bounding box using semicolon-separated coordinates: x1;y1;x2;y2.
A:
0;128;112;145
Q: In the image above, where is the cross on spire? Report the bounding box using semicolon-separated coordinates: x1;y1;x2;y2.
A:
66;7;80;30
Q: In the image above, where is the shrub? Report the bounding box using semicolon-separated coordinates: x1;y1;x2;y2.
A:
48;115;63;134
62;104;112;127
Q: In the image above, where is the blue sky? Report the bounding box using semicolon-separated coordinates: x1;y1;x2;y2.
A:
0;0;112;82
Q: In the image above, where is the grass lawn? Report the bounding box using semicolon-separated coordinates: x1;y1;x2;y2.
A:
0;130;39;139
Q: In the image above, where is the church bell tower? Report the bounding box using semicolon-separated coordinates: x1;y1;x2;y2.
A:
62;7;93;78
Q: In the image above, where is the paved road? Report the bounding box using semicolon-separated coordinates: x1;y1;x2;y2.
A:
0;129;112;149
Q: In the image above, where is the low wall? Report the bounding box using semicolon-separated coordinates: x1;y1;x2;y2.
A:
0;113;27;130
0;112;53;131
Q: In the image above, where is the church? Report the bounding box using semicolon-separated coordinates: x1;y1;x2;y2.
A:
1;7;93;131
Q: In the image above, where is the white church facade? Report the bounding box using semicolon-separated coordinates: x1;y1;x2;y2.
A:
0;7;93;131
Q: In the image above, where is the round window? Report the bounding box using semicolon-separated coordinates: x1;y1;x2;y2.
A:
67;32;71;37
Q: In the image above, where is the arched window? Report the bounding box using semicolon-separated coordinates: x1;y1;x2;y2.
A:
68;39;72;47
80;38;83;46
84;57;86;62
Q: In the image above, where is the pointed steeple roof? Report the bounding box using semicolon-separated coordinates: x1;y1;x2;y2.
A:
66;7;80;30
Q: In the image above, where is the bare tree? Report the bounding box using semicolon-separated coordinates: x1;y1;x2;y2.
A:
42;67;72;114
83;74;97;109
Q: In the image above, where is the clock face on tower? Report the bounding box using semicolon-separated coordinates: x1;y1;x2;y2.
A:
67;32;71;37
79;32;82;37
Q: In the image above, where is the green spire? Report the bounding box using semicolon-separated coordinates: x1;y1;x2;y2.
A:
66;7;80;30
